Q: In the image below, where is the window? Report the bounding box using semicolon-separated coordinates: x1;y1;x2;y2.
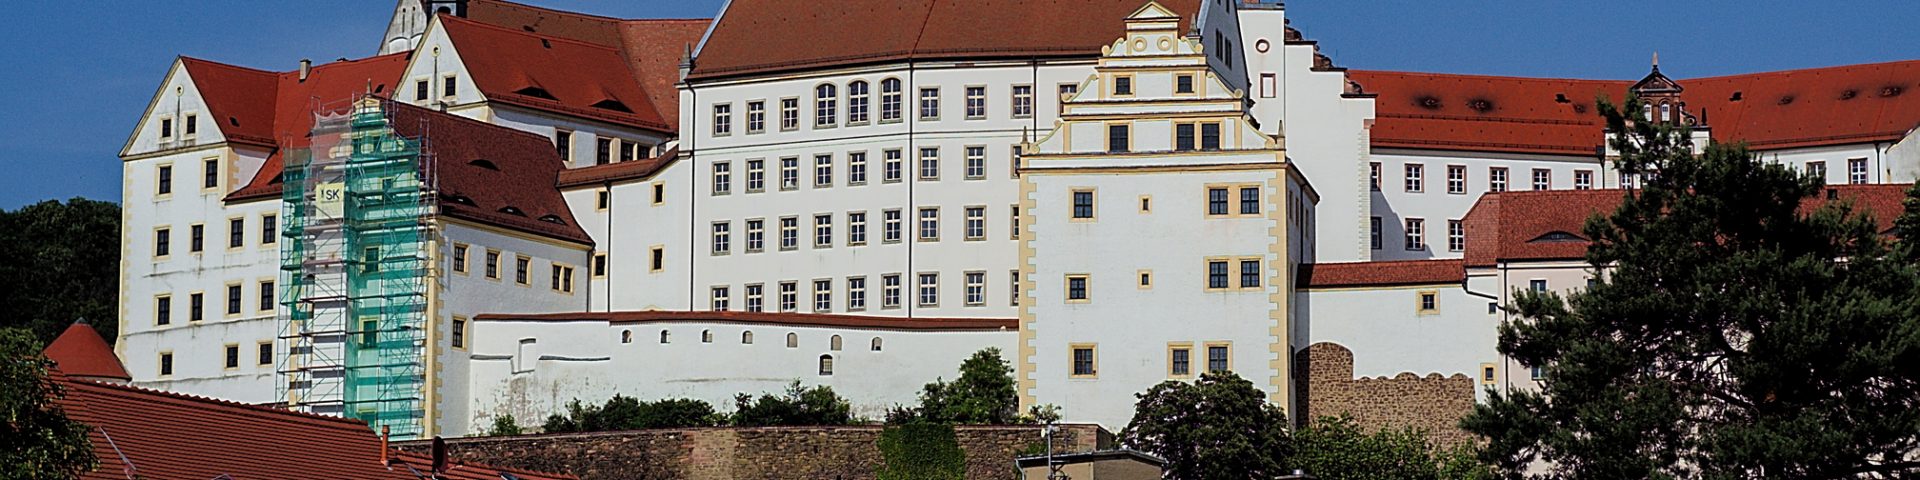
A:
443;75;458;97
1138;270;1152;288
258;342;274;365
159;352;173;376
780;217;798;250
1404;164;1424;192
848;277;867;311
1176;74;1195;94
746;101;765;134
1066;275;1088;302
179;114;196;136
918;147;940;180
884;209;903;243
1418;291;1439;313
1201;122;1221;150
1169;345;1191;376
712;103;732;136
919;87;940;120
1071;345;1097;377
1370;217;1383;250
1532;168;1551;190
1113;75;1133;96
596;137;613;165
1447;165;1466;194
1239;187;1260;215
965;272;986;306
848;152;868;185
203;158;220;189
747;159;766;192
1207;260;1229;289
554;130;573;161
1489;167;1509;192
918;208;940;241
1072;190;1095;219
161;117;174;139
884;149;904;183
1011;270;1021;306
964;207;986;240
712;161;732;195
814;154;833;188
1010;205;1021;239
157;165;173;195
1448;220;1465;252
189;224;204;253
746;219;765;253
1108;123;1130;153
1369;162;1381;191
964;146;985;180
1806;161;1828;181
813;279;832;312
1239;260;1261;288
485;250;501;279
872;337;884;351
258;280;274;312
880;78;903;122
260;214;277;245
917;273;939;307
1207;344;1230;373
621;330;633;344
596;190;610;210
1849;158;1869;184
703;330;714;343
712;222;731;255
743;331;755;344
1404;218;1426;250
154;295;171;326
449;316;468;348
1530;279;1548;292
189;292;204;322
779;281;798;312
819;355;835;376
814;84;837;127
780;98;800;131
1531;365;1545;381
414;79;429;101
1208;187;1229;215
515;256;531;284
228;218;244;248
660;330;671;344
592;253;607;277
653;183;665;204
1058;83;1079;114
849;211;868;245
1260;72;1277;98
1482;364;1497;384
964;86;986;119
746;284;764;312
813;214;832;248
650;247;665;272
882;274;902;309
780;157;799;190
1011;84;1034;118
787;332;799;348
847;81;870;124
1574;170;1594;190
1176;123;1196;151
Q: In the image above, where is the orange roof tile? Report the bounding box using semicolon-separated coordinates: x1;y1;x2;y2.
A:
476;310;1016;331
438;15;674;133
383;99;594;245
1298;259;1464;288
555;147;678;188
209;53;412;202
41;323;129;381
452;0;707;123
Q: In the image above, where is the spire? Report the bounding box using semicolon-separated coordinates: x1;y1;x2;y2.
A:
1652;51;1659;70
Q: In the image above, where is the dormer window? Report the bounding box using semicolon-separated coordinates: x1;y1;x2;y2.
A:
537;214;566;225
1529;231;1585;243
498;206;524;216
591;99;632;113
514;86;557;100
467;159;499;171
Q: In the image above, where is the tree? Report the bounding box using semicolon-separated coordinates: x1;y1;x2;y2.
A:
731;381;855;427
1120;371;1291;479
0;199;120;346
1293;416;1490;480
484;414;523;436
896;347;1019;424
1;328;97;479
1461;98;1920;478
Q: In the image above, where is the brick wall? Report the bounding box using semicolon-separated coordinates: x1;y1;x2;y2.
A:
396;424;1106;480
1297;342;1476;448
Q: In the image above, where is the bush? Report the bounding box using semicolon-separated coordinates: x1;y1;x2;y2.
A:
730;381;855;426
541;395;720;433
891;348;1019;425
877;423;966;480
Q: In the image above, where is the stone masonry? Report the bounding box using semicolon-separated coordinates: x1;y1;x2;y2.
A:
1297;342;1477;448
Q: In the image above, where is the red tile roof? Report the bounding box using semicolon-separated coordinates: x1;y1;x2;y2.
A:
453;0;708;123
555;147;678;188
54;376;572;479
382;99;594;245
1298;259;1465;288
687;0;1199;81
41;323;129;381
204;54;412;202
1461;185;1911;267
475;310;1017;331
438;15;674;133
1352;60;1920;155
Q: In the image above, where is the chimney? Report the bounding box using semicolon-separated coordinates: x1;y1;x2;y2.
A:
298;59;312;82
380;425;391;466
431;436;448;474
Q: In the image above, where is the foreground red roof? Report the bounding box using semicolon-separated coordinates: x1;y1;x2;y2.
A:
476;310;1017;331
41;323;129;381
1298;259;1465;288
688;0;1199;80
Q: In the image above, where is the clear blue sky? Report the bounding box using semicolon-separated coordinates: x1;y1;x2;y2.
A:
2;0;1914;209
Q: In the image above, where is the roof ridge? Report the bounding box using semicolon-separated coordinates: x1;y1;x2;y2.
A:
1352;69;1634;83
477;0;626;22
64;377;374;430
178;55;282;76
1679;58;1920;82
442;13;624;53
382;97;555;145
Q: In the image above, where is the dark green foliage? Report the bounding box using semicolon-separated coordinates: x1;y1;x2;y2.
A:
541;395;720;433
484;414;522;436
1;328;98;478
0;199;120;346
1120;371;1292;479
730;381;855;427
1293;416;1491;480
1462;98;1920;478
877;423;966;480
893;347;1020;424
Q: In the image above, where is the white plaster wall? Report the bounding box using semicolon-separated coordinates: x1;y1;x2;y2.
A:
1370;150;1602;261
437;222;593;434
1299;285;1497;401
1751;143;1896;185
1467;261;1596;395
123;61;226;157
1889;130;1920;183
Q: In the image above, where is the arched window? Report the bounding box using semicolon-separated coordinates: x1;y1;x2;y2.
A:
830;335;843;351
847;81;871;124
871;337;883;351
1644;103;1654;121
702;330;714;343
880;78;903;122
742;331;754;344
815;84;838;127
818;354;835;375
786;332;798;348
1659;102;1672;122
659;330;670;344
621;330;632;344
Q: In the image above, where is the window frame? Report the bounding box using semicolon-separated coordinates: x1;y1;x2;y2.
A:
1069;343;1099;378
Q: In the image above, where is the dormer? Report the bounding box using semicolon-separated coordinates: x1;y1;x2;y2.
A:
1630;53;1699;127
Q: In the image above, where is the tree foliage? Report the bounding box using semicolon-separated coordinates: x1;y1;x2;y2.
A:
1120;371;1292;479
0;199;120;346
484;414;523;436
541;395;720;433
876;423;966;480
1461;98;1920;478
893;347;1020;424
730;381;856;427
1;328;98;479
1293;416;1490;480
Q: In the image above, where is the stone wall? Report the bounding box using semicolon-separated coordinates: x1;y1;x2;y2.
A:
1297;342;1476;448
396;424;1108;480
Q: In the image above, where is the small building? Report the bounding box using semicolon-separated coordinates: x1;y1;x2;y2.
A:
1016;449;1166;480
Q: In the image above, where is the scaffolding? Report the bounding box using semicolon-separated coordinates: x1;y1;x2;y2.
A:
279;96;434;439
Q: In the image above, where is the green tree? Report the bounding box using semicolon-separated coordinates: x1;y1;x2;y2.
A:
897;347;1019;424
541;395;720;433
1293;416;1490;480
1120;371;1291;479
1461;98;1920;478
731;381;855;426
484;414;523;436
0;198;120;346
1;328;98;478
